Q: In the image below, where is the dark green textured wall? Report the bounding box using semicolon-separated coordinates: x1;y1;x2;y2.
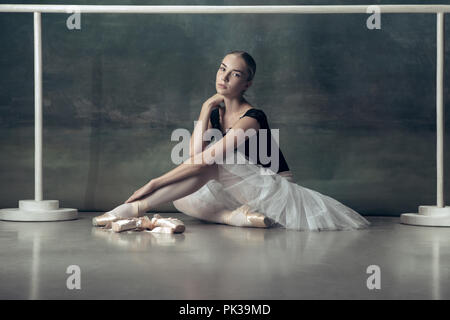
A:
1;0;449;215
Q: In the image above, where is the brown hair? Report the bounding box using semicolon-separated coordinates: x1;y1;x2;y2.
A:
226;50;256;82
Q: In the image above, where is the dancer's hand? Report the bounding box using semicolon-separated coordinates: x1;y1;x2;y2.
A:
124;180;157;204
203;93;225;110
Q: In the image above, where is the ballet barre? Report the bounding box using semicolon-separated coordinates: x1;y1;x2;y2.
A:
0;4;448;226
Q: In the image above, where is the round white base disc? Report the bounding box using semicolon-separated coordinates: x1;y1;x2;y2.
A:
401;206;450;227
0;208;78;222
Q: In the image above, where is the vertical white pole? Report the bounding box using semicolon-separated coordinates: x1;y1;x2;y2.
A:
436;12;445;208
34;12;43;201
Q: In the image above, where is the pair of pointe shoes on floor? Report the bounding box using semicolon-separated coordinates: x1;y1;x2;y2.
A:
92;204;276;231
93;213;185;234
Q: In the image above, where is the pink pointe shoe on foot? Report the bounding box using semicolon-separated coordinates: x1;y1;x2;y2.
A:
223;204;275;228
92;202;141;227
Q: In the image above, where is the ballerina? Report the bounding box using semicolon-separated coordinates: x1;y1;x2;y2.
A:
93;50;370;231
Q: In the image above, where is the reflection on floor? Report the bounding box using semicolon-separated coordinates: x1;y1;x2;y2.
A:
0;213;449;299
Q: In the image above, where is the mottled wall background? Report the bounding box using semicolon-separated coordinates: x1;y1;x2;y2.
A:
1;0;449;216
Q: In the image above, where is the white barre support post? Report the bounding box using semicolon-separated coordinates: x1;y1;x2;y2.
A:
400;12;450;226
35;11;42;202
0;12;77;221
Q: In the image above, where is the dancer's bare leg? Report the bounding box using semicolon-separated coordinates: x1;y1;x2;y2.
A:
174;198;275;227
135;164;219;214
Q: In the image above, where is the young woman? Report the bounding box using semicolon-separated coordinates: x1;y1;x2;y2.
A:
93;51;370;231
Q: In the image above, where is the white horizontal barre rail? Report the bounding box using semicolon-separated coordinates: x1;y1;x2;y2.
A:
0;4;450;14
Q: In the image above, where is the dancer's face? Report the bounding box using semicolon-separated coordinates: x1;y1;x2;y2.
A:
216;54;252;98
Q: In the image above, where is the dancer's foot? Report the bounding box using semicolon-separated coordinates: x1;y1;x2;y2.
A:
222;204;275;228
92;202;141;227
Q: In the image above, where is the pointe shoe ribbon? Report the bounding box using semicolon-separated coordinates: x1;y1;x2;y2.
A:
111;218;139;233
148;214;186;233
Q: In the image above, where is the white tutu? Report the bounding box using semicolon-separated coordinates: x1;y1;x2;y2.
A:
177;150;370;232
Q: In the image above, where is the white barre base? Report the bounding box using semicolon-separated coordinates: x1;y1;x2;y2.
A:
0;199;78;221
400;205;450;227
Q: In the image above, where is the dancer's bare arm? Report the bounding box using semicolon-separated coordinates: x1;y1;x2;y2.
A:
189;94;225;157
190;104;213;157
124;115;260;203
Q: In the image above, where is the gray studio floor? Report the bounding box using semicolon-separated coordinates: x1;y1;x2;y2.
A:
1;213;449;300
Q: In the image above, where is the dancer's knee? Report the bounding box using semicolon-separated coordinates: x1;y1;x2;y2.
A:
173;198;188;213
173;197;200;216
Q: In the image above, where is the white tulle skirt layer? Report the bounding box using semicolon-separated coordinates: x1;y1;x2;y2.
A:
183;152;371;231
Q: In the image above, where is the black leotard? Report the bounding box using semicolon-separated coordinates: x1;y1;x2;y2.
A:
210;108;290;174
